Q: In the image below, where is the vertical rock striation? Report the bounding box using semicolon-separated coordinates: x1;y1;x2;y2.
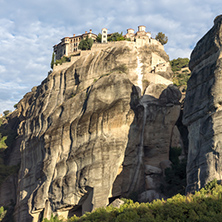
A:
183;15;222;193
1;41;182;221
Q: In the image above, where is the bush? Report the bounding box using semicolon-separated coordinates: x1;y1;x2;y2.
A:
170;58;189;72
55;56;70;66
78;36;93;50
96;33;102;42
170;58;191;90
0;206;6;221
107;32;126;41
66;181;222;221
3;110;10;117
42;214;64;222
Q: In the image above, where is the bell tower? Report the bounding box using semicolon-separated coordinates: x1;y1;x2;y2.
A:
101;28;107;43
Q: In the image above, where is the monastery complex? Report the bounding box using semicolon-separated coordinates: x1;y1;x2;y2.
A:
53;26;169;74
53;29;97;60
53;26;163;60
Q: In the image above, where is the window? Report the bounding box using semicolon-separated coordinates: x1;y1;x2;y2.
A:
103;35;106;38
103;30;106;33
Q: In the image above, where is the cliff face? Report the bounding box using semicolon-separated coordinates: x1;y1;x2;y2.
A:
183;15;222;193
3;41;181;221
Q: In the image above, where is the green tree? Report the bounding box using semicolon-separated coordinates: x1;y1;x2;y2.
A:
14;103;18;109
0;206;6;221
3;110;10;117
96;33;102;42
42;214;63;222
78;36;93;50
170;58;191;90
51;52;55;69
155;32;168;45
108;32;125;41
170;58;189;72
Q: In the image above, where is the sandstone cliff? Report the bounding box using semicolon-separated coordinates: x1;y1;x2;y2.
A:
183;15;222;193
2;41;181;221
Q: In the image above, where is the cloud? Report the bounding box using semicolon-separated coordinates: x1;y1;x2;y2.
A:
0;0;222;113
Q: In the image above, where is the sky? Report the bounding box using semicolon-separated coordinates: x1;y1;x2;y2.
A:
0;0;221;114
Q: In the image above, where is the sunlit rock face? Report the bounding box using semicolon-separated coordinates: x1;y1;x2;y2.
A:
2;41;181;222
183;15;222;193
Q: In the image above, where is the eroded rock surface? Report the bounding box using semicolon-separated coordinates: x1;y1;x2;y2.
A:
183;15;222;193
2;41;181;221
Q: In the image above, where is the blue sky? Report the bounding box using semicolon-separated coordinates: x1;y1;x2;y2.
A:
0;0;221;114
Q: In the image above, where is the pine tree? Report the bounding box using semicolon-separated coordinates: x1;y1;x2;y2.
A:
51;52;55;69
155;32;168;45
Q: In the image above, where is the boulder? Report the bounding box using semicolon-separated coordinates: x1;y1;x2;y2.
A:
144;165;162;175
145;175;156;190
109;198;124;208
159;160;172;172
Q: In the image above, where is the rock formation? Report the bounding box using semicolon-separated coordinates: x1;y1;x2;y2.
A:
1;41;181;221
183;15;222;193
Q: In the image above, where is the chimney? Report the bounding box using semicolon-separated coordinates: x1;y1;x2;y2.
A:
89;29;92;33
73;34;76;37
85;31;87;34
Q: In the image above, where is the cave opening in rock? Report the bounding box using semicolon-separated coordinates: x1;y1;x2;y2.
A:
108;195;121;205
68;205;82;218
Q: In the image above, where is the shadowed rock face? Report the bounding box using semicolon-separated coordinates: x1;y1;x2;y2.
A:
183;15;222;193
2;41;181;221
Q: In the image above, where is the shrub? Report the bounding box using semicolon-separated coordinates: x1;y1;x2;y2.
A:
3;110;10;117
107;32;126;42
55;56;70;66
170;58;191;91
170;58;189;72
42;214;64;222
78;36;93;50
0;206;6;221
96;33;102;42
66;181;222;222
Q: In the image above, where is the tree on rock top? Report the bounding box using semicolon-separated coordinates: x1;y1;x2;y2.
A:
155;32;168;45
108;32;126;41
78;36;93;50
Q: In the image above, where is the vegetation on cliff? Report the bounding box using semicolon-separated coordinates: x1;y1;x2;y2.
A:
97;32;129;42
164;147;187;197
54;56;70;66
108;32;127;41
170;58;191;91
51;52;55;69
41;179;222;222
0;206;7;221
78;36;94;50
155;32;168;45
0;117;18;185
